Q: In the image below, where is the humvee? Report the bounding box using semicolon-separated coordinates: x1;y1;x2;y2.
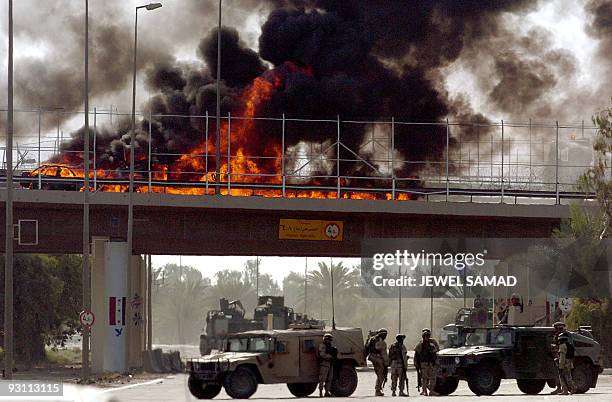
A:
187;327;366;399
434;325;604;396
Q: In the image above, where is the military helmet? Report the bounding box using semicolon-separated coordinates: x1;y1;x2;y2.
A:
378;328;388;334
396;334;406;341
323;333;333;340
553;321;566;328
422;328;432;335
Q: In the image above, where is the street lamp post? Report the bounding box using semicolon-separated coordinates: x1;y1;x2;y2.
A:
215;0;222;194
128;0;162;303
82;0;91;383
127;3;161;370
4;0;14;380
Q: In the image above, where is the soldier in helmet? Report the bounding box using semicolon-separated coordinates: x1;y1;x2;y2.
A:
389;334;409;396
367;328;390;396
557;332;576;395
414;328;439;396
551;321;570;395
318;333;336;397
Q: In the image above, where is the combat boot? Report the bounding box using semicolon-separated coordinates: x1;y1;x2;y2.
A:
399;391;408;396
319;389;323;397
375;390;385;396
428;390;439;396
392;391;396;396
550;388;561;395
324;391;331;397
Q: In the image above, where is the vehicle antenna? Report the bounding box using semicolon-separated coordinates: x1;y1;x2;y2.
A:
330;257;336;330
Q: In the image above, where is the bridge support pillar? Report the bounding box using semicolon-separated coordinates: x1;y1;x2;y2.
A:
90;240;145;374
103;241;129;373
91;237;108;374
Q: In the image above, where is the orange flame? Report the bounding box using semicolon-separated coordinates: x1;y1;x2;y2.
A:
34;63;415;201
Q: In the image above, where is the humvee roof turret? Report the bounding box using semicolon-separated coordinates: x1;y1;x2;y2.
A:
434;325;604;396
187;326;365;399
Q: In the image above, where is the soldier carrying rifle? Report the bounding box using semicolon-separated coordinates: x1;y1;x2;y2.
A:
366;328;390;396
318;333;337;397
389;333;409;396
414;328;439;396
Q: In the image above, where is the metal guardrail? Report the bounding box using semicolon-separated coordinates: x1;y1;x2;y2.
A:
0;109;604;204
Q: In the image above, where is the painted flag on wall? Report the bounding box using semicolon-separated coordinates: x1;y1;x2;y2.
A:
109;296;126;326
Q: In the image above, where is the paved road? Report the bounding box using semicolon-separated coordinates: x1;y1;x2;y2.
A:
105;371;612;402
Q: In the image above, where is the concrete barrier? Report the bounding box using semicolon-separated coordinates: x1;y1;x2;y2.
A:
160;351;172;372
142;350;161;373
141;349;183;373
168;351;183;372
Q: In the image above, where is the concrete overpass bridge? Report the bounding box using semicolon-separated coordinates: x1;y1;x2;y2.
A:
0;189;569;256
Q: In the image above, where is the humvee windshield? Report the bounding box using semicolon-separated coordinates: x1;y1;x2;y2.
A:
226;336;274;353
462;328;513;347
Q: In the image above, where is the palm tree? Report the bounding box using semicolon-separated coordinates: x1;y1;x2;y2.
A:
306;261;361;326
153;264;211;345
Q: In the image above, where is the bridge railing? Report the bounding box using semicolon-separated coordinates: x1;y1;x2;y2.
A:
0;108;603;204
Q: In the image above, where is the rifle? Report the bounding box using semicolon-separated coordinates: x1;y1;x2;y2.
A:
382;365;389;388
416;366;422;392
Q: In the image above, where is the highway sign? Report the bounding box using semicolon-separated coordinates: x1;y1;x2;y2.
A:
279;219;344;241
79;310;95;329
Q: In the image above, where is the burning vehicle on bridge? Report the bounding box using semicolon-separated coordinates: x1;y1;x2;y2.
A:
188;326;365;399
19;163;82;191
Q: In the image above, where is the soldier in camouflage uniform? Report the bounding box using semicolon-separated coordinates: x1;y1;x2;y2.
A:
414;328;439;396
551;321;570;395
557;332;576;395
389;334;409;396
368;328;390;396
318;333;336;397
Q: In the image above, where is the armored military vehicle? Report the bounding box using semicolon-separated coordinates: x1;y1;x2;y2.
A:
434;325;604;396
200;296;321;355
188;326;366;399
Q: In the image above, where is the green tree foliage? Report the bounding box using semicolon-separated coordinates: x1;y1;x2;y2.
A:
565;298;608;331
553;103;612;364
152;264;211;345
305;261;360;326
0;255;82;365
282;271;306;313
578;102;612;238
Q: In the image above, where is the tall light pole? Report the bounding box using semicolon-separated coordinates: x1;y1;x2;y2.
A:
82;0;91;383
215;0;222;194
4;0;14;380
128;2;162;294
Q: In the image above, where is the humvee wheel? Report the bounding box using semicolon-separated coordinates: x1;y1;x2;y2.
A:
516;379;546;394
467;363;501;396
287;382;318;397
572;361;593;394
188;376;221;399
434;376;459;395
223;367;258;399
330;364;358;397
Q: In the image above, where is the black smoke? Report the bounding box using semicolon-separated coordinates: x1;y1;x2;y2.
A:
50;1;607;184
